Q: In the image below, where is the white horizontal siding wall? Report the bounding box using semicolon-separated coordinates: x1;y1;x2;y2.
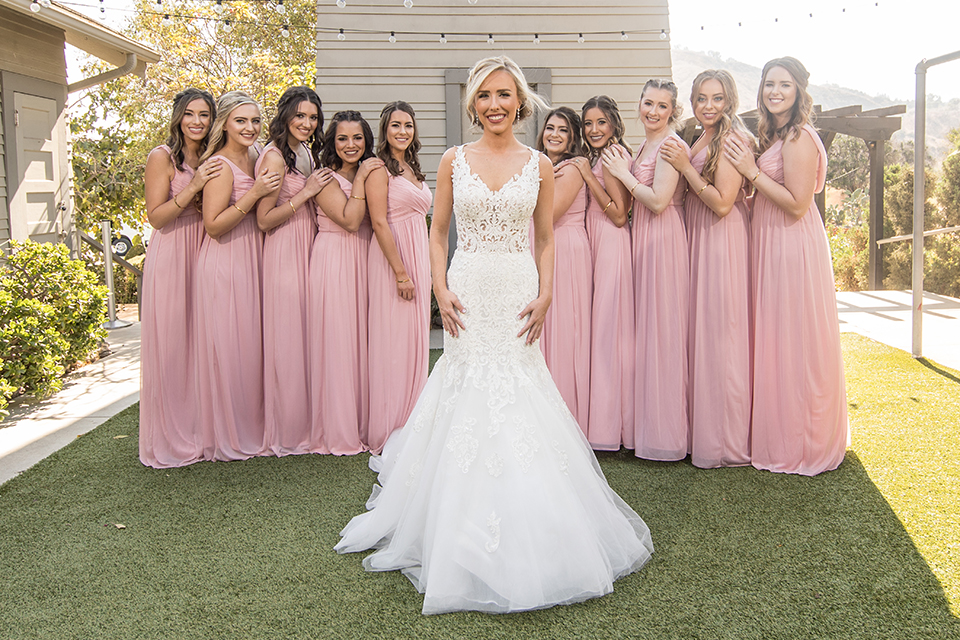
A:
315;0;672;182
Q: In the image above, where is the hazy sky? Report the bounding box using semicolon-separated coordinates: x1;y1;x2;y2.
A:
68;0;960;102
669;0;960;101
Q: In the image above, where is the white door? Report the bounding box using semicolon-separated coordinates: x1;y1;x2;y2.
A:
12;92;62;244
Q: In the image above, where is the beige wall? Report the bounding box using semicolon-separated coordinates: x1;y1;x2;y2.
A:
0;5;66;85
315;0;673;183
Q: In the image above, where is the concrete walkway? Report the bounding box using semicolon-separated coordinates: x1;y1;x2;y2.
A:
1;292;958;486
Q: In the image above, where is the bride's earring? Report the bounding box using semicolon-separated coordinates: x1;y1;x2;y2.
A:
474;113;480;126
516;107;521;121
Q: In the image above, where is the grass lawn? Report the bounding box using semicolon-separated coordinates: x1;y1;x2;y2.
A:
0;334;957;639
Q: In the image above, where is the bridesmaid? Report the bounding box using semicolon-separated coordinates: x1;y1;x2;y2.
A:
256;86;333;456
604;80;690;461
535;107;592;433
196;91;280;461
660;70;753;468
140;88;220;468
307;111;380;454
571;96;633;451
365;101;434;454
725;57;849;475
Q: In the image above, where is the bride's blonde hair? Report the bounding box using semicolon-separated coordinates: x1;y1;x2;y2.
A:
464;56;547;128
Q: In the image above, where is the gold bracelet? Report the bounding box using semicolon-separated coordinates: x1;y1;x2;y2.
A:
697;182;709;196
234;203;248;215
173;194;185;209
396;277;411;284
751;169;762;183
602;199;614;213
351;194;366;200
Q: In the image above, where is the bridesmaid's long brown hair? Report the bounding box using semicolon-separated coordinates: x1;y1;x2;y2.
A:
756;57;815;153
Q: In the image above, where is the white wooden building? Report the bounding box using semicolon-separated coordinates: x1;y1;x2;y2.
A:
0;0;159;254
314;0;673;183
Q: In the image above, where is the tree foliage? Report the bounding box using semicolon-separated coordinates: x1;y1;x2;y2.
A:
70;0;317;235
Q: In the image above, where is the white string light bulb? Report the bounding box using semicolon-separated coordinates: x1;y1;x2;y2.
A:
223;19;232;32
161;13;172;25
533;33;540;44
29;0;41;12
403;0;413;7
468;0;478;4
336;0;346;6
577;33;584;44
621;30;628;40
659;29;667;40
487;33;494;44
439;33;446;44
281;24;290;37
214;0;224;15
277;0;286;14
389;31;396;43
337;28;345;40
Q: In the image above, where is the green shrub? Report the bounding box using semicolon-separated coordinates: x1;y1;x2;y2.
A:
827;222;870;291
2;240;108;370
0;289;69;413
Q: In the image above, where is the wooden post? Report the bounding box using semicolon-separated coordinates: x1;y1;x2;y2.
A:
868;140;885;290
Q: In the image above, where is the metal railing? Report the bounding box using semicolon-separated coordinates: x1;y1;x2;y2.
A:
79;224;143;325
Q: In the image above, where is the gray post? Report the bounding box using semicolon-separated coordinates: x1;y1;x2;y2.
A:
101;221;132;330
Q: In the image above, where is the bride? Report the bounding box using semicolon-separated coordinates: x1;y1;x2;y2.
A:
335;56;654;615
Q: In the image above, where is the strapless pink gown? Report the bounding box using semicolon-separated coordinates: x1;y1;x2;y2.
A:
685;141;751;468
366;174;433;454
307;172;370;455
750;125;848;475
139;145;205;468
585;161;634;450
195;156;265;460
258;147;318;456
534;179;592;433
631;134;690;461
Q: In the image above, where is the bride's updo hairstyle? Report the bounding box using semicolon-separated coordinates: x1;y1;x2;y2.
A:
199;90;260;163
464;55;548;128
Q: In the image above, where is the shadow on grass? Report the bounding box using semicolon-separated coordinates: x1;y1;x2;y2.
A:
0;406;957;640
916;358;960;384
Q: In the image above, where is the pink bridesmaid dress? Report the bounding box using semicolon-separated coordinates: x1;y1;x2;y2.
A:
195;157;265;460
585;161;634;450
536;178;592;433
258;147;318;456
685;139;751;468
750;125;849;475
366;174;433;454
139;145;205;468
306;172;370;455
631;134;690;461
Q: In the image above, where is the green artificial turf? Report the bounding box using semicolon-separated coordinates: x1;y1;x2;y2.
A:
0;335;958;639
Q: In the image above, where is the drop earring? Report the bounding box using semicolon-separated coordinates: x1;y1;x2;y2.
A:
473;113;480;126
516;107;521;121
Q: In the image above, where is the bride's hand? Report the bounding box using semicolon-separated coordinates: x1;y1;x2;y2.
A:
435;287;466;338
517;294;551;345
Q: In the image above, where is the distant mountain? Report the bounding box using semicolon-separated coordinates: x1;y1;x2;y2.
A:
671;47;960;162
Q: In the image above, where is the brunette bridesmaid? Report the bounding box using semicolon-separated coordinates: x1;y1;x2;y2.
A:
535;107;592;433
725;57;848;475
605;80;690;461
365;101;433;454
140;88;220;468
660;70;753;468
571;96;634;451
256;86;333;456
196;91;280;461
307;111;380;454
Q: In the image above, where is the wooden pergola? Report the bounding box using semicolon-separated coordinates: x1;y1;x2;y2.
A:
680;104;906;290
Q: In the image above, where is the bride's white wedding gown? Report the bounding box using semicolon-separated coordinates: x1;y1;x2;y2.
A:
335;145;654;615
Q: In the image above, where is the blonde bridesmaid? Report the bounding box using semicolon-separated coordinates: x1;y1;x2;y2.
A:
307;111;379;454
604;80;690;461
535;106;592;433
256;86;333;456
140;88;220;468
725;57;849;475
571;96;634;450
661;70;753;468
196;91;280;461
365;101;433;454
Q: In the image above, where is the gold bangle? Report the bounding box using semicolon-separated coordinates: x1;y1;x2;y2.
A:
351;194;366;200
602;199;614;213
234;203;248;215
396;277;410;284
751;169;762;183
173;194;185;209
697;182;709;196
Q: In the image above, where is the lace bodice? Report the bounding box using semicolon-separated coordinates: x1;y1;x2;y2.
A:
452;145;541;253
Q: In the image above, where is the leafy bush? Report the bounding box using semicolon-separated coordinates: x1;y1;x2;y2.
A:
0;241;108;415
827;222;870;292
